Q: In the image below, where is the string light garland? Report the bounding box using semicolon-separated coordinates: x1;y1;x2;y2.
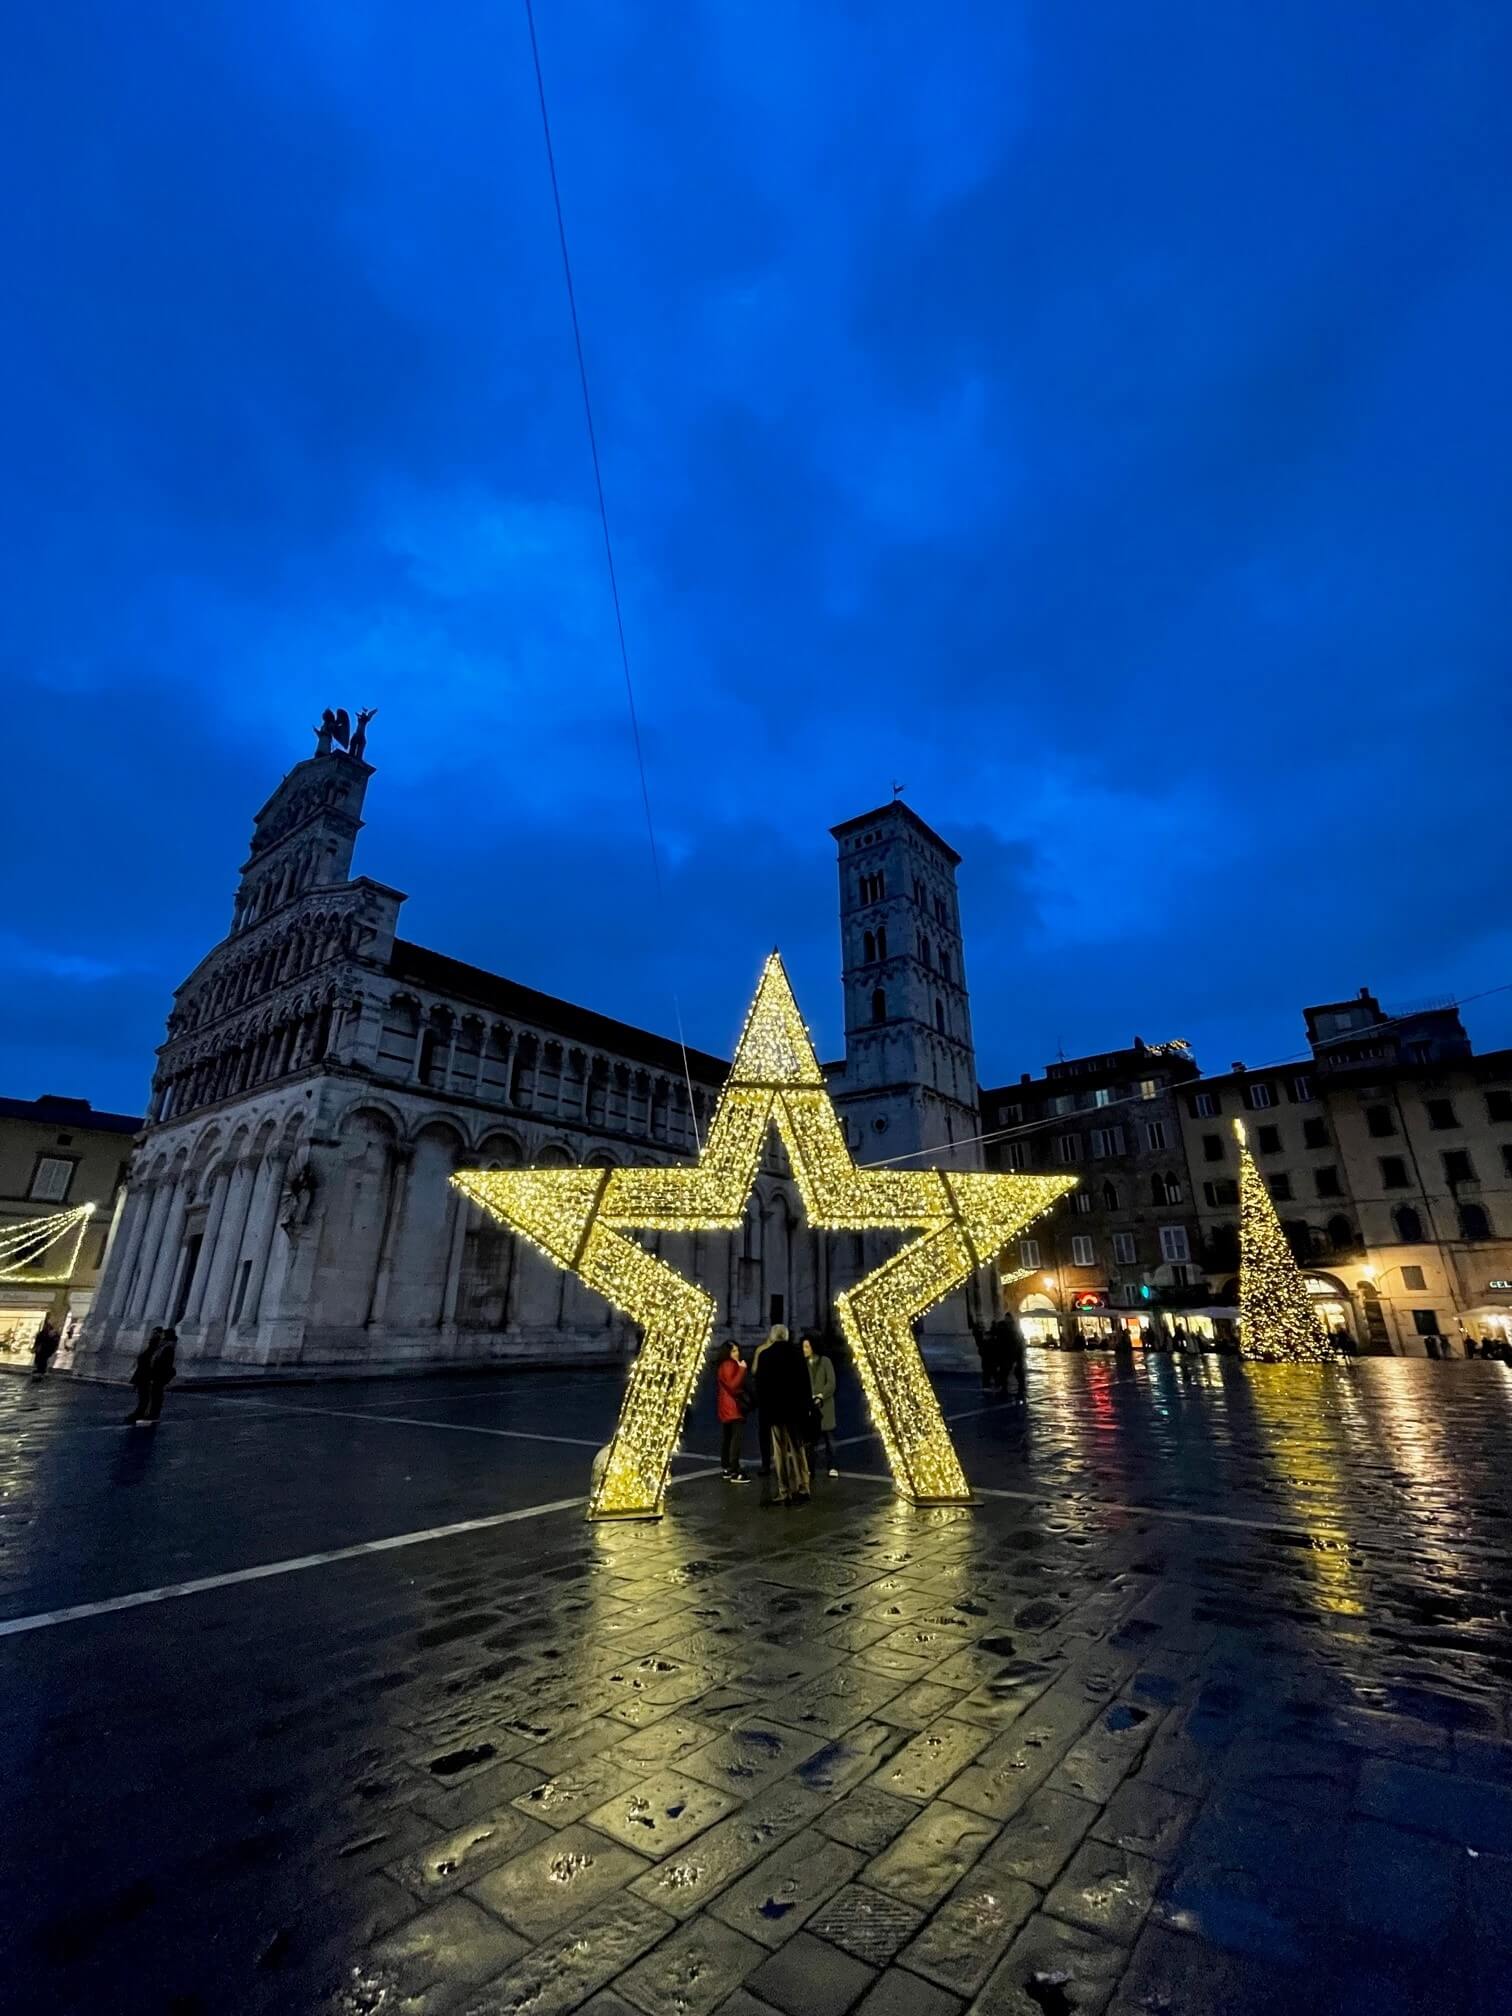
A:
1235;1119;1342;1363
0;1203;94;1284
455;955;1076;1519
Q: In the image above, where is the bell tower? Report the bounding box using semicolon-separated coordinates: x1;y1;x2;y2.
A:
829;800;981;1169
229;741;374;939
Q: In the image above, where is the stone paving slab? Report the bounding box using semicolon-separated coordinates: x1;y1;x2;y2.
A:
3;1359;1512;2014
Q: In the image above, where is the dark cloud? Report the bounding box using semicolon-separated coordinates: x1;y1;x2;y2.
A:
3;1;1511;1115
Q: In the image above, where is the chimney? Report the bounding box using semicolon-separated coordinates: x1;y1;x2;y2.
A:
1231;1061;1246;1074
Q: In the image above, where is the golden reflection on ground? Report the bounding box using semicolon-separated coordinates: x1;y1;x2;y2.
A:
1238;1367;1366;1616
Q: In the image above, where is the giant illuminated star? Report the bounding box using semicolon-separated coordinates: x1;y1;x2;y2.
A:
454;955;1075;1520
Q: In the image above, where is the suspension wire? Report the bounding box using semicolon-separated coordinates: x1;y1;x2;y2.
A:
523;0;704;1148
868;976;1512;1169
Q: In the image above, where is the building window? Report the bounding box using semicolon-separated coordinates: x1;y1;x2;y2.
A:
1202;1134;1224;1162
1459;1203;1492;1240
1019;1238;1040;1268
1442;1149;1475;1186
934;997;946;1034
1144;1121;1168;1152
1302;1117;1329;1150
1291;1074;1314;1102
1071;1235;1095;1267
1073;1190;1094;1215
1393;1205;1423;1242
1089;1126;1124;1157
1315;1167;1343;1199
1102;1181;1120;1210
876;926;887;960
1050;1094;1076;1116
1380;1156;1409;1188
1268;1174;1293;1202
863;930;876;963
871;988;886;1024
1055;1134;1082;1164
1254;1125;1279;1154
1411;1309;1441;1338
1191;1091;1218;1118
920;935;932;968
940;951;951;983
1426;1098;1458;1130
1365;1104;1396;1138
913;878;925;908
935;896;947;925
28;1155;76;1203
1487;1089;1512;1124
1159;1225;1191;1264
1139;1079;1158;1101
1002;1141;1027;1171
999;1102;1023;1126
1203;1179;1239;1207
1245;1083;1274;1110
1401;1264;1426;1290
1152;1171;1184;1206
1113;1231;1137;1265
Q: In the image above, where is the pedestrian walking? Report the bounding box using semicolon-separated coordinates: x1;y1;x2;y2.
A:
803;1336;838;1476
126;1327;178;1426
754;1325;811;1505
716;1340;750;1482
30;1313;61;1380
989;1313;1025;1401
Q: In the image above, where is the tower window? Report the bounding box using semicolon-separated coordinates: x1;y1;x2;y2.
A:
940;950;951;983
876;925;887;959
920;935;932;969
871;988;886;1024
913;878;925;907
934;997;945;1034
863;930;876;962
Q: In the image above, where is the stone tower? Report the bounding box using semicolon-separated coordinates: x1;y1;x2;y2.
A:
830;800;981;1166
828;801;987;1361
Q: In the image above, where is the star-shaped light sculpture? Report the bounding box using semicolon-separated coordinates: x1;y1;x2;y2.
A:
454;955;1076;1520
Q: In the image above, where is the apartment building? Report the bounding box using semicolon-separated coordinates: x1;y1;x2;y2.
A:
981;1038;1204;1343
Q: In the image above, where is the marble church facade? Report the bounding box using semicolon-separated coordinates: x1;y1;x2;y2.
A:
78;737;991;1380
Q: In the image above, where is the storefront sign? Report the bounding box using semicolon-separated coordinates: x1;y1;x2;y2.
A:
1071;1291;1107;1309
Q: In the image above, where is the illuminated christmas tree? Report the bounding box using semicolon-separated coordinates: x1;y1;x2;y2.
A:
1235;1119;1342;1363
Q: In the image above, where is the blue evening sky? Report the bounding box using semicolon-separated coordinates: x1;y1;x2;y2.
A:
4;3;1511;1116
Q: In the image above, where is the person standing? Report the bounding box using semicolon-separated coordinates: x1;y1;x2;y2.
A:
716;1341;750;1482
30;1314;61;1380
126;1329;163;1424
990;1312;1026;1402
750;1327;777;1477
803;1336;838;1476
755;1325;811;1505
126;1327;178;1425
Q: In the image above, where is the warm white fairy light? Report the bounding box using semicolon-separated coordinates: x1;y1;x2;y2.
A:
0;1203;95;1284
1235;1119;1342;1364
456;955;1076;1518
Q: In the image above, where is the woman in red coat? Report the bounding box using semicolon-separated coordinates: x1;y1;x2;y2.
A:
715;1341;750;1483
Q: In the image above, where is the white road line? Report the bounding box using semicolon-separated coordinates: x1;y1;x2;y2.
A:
0;1495;588;1639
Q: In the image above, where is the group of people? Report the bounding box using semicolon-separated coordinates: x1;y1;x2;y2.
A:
715;1325;838;1504
971;1314;1027;1400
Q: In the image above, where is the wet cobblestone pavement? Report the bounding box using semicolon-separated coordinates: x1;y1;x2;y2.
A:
3;1354;1510;2014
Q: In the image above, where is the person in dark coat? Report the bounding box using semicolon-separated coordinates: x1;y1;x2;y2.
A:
803;1336;838;1476
754;1325;811;1505
988;1314;1025;1400
715;1341;750;1482
126;1328;178;1425
31;1314;61;1379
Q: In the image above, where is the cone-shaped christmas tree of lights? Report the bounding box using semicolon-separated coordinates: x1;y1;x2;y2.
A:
1235;1118;1343;1363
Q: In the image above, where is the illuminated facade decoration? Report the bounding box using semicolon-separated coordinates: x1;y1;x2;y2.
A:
0;1204;96;1284
1236;1119;1343;1363
456;955;1076;1519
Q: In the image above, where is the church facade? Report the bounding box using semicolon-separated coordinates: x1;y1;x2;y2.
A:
77;734;993;1381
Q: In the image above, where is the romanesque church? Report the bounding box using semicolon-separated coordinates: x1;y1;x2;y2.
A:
78;730;988;1378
